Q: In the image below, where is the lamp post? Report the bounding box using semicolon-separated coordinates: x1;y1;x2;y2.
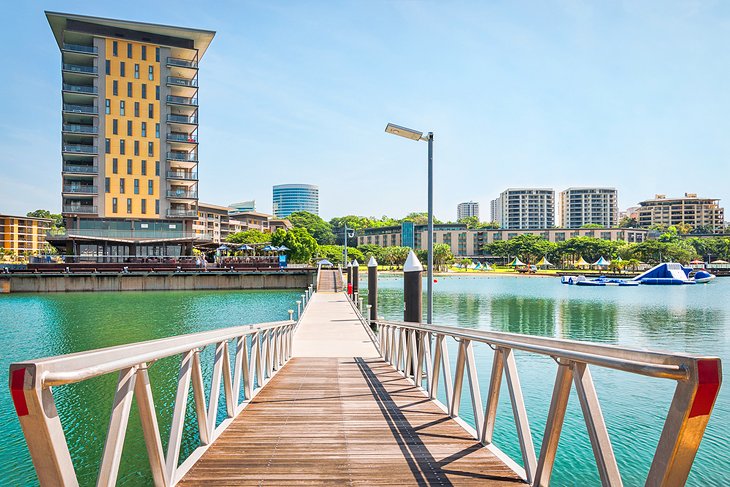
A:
385;123;434;325
342;223;355;267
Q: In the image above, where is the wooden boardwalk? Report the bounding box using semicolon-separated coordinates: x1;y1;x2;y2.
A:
180;293;524;486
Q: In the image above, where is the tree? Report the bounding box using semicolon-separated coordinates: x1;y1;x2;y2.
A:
484;234;555;264
288;211;335;245
459;257;472;271
457;216;480;229
580;223;604;229
271;227;318;263
618;216;638;228
27;209;64;229
432;243;454;271
401;212;443;225
316;245;364;265
226;229;270;244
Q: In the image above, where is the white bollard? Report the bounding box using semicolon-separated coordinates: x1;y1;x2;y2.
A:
296;300;301;320
288;310;294;321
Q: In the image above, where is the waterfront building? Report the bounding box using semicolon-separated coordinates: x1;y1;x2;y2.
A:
45;12;215;259
358;223;647;258
490;188;555;229
229;200;256;214
0;214;53;258
272;184;319;218
557;187;618;228
194;202;292;244
637;194;724;233
457;201;479;221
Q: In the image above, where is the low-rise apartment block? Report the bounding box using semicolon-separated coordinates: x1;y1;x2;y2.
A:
1;214;53;257
637;194;724;233
194;202;291;244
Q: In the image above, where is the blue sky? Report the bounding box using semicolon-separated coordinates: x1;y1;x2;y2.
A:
1;1;728;221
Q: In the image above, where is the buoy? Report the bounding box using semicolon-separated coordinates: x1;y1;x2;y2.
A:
434;279;438;283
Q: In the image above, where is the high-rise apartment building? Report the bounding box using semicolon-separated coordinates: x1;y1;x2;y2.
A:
457;201;479;221
557;187;618;228
46;12;214;259
637;194;725;233
490;188;554;229
272;184;319;218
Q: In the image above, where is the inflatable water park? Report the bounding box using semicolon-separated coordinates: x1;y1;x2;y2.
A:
562;262;716;287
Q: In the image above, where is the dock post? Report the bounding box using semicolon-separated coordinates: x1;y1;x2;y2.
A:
352;260;359;304
367;256;378;323
346;261;353;300
404;250;423;323
302;293;306;309
296;301;301;320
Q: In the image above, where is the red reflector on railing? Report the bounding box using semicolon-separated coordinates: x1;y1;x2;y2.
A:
688;359;721;418
11;368;29;417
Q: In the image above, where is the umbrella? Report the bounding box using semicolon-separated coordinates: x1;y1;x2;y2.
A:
507;257;525;267
536;256;553;267
575;256;590;268
593;256;610;267
615;256;623;262
262;245;274;251
277;245;290;251
237;244;253;251
217;245;230;251
317;259;333;266
711;260;729;264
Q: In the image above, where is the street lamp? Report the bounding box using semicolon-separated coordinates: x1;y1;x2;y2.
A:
385;122;434;325
343;223;355;266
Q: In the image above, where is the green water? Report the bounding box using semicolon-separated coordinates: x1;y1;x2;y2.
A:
359;274;729;486
1;279;728;485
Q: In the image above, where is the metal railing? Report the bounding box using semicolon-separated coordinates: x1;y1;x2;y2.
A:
166;209;198;218
372;320;722;486
166;190;198;199
167;133;198;143
166;152;198;162
62;84;98;94
166;76;198;88
167;57;198;69
62;205;97;214
62;144;97;154
62;64;97;74
63;104;97;114
50;228;195;239
62;185;97;194
10;319;297;486
166;95;198;106
166;171;198;180
167;114;198;124
63;43;97;54
63;164;98;174
62;124;97;134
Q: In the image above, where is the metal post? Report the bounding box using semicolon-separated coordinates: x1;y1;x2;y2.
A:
346;261;353;299
288;310;293;321
296;301;301;320
352;259;359;298
368;256;378;323
403;250;423;323
427;132;433;325
359;297;363;314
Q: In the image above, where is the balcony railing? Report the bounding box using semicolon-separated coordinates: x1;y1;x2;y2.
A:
166;95;198;106
62;144;97;154
167;152;198;162
63;164;98;174
62;64;98;74
167;133;198;143
166;170;198;180
62;83;98;95
167;76;198;87
167;114;198;124
63;104;97;114
167;209;198;218
62;43;97;55
62;124;97;134
167;57;198;68
62;205;97;214
63;185;98;194
167;189;198;199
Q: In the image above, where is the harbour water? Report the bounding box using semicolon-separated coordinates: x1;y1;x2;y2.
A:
0;277;727;485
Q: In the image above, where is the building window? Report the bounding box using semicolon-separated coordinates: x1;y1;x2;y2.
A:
155;47;160;62
112;41;118;56
134;63;140;79
119;178;125;194
105;177;110;193
104;138;110;153
120;61;125;77
105;60;110;75
127;43;132;58
112;158;118;174
112;197;118;213
155;161;160;176
148;141;154;156
148;66;154;80
141;84;147;99
112;119;118;135
148;103;154;118
119;139;125;155
141;160;147;175
155;123;160;138
127;82;133;97
127;120;133;136
141;45;147;60
134;140;139;156
127;198;132;214
127;159;133;174
148;180;154;195
119;100;125;116
134;102;140;117
141;122;147;137
155;85;160;100
134;179;139;194
112;80;118;96
105;99;110;114
141;199;147;214
155;199;160;215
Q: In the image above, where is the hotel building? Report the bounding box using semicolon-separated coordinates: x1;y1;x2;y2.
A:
457;201;479;221
557;187;618;228
45;12;214;259
272;184;319;218
637;194;725;233
490;188;555;229
1;214;54;258
194;203;292;245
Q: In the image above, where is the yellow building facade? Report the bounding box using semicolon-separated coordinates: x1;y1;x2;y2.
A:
0;215;53;258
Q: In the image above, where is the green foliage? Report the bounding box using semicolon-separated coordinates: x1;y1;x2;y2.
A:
27;209;64;229
225;229;270;244
288;211;335;245
457;216;499;229
484;234;557;264
316;245;364;265
580;223;604;229
378;246;411;267
618;216;638;228
459;258;472;270
401;212;443;225
271;227;318;263
414;244;454;271
684;236;730;261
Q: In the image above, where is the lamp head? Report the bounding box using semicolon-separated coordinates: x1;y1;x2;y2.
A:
385;123;423;141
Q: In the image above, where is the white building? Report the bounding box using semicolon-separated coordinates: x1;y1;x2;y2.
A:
490;188;554;229
457;201;479;221
557;187;618;228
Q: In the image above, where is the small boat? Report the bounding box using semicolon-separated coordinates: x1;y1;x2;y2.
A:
561;275;639;286
633;263;716;285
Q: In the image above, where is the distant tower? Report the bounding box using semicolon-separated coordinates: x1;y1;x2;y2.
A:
272;184;319;217
490;188;554;229
557;187;618;228
457;201;479;221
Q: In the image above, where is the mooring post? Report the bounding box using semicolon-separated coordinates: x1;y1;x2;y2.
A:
352;259;359;305
404;250;423;323
346;261;353;300
368;256;378;323
301;293;306;308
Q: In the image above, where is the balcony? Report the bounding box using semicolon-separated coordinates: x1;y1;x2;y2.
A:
62;84;98;95
167;152;198;162
63;104;97;114
63;164;98;174
63;185;98;194
62;205;97;214
167;189;198;199
63;144;97;154
167;76;198;88
62;124;97;134
62;64;98;75
62;43;98;55
167;57;198;69
167;209;198;218
167;170;198;181
166;95;198;106
167;114;198;125
167;133;198;144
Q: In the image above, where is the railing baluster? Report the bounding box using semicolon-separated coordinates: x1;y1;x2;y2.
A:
232;337;244;407
191;350;210;445
396;328;404;372
464;340;485;437
206;342;226;438
97;366;138;487
422;331;434;394
253;332;263;388
165;351;194;482
504;348;537;484
572;362;622;487
221;341;235;418
242;335;253;400
410;330;419;383
430;333;443;400
534;360;574;486
134;364;168;487
481;348;505;444
405;329;414;378
450;339;468;418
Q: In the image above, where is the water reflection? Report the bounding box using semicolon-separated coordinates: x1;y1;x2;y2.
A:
558;300;618;342
489;296;556;336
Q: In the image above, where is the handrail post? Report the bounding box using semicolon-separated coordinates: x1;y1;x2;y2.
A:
367;256;378;323
296;301;301;321
288;310;294;322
